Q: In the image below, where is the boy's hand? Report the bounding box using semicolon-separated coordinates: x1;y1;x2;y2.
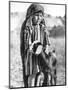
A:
29;40;39;51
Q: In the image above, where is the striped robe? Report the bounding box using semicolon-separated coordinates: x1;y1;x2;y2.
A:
20;18;49;76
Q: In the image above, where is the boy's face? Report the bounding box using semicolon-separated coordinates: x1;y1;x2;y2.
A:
32;12;43;25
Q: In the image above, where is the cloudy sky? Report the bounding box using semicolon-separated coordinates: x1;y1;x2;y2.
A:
10;2;65;17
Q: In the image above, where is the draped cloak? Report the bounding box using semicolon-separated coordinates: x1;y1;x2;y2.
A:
20;17;49;76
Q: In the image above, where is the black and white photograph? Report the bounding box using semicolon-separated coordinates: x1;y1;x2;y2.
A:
9;1;66;88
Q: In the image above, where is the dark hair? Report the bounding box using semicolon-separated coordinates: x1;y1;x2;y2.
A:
26;3;44;19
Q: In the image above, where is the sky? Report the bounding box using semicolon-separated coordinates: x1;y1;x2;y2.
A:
10;2;65;17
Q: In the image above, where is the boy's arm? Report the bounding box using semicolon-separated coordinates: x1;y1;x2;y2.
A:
43;30;50;54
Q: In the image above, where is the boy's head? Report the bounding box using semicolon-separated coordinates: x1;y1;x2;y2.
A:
32;12;43;25
26;3;44;25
